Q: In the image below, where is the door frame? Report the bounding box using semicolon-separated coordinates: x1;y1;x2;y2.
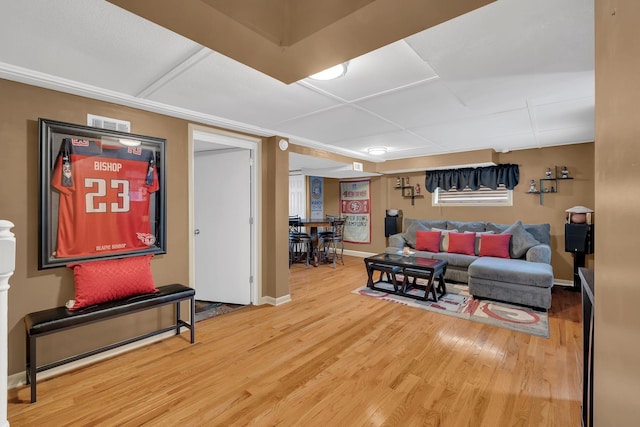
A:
188;124;261;305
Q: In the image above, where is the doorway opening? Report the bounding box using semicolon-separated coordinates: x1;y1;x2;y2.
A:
188;124;261;307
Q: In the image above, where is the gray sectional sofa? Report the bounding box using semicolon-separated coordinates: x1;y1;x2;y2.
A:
386;218;554;309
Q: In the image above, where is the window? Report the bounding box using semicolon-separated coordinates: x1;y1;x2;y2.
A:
432;184;512;207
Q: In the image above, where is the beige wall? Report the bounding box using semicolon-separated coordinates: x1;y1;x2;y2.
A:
0;79;287;376
595;1;640;424
0;79;193;374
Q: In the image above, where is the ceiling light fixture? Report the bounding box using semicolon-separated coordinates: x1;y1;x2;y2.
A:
309;62;348;81
367;146;388;155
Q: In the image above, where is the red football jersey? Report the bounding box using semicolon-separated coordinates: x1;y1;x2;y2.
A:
51;138;159;258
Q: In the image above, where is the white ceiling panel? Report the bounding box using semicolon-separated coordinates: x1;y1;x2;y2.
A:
533;97;595;132
0;0;200;95
412;108;533;150
536;126;595;147
355;79;474;129
274;105;399;143
146;51;340;127
440;72;593;113
406;0;593;81
300;41;438;102
529;71;594;106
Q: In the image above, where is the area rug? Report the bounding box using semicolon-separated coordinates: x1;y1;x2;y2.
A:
194;300;245;322
353;282;549;338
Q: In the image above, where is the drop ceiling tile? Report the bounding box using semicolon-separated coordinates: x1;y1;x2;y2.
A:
536;126;595;147
0;0;200;95
147;51;340;127
406;0;593;81
529;71;594;106
274;105;399;143
411;108;533;152
533;97;594;132
443;72;593;113
299;41;438;102
355;79;472;128
405;0;594;114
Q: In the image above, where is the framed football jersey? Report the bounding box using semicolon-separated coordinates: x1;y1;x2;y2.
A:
38;118;167;269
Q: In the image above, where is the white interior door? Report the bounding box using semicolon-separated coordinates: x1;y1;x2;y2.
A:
194;149;251;304
289;173;306;217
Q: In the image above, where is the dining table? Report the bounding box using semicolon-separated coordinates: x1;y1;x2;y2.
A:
299;218;333;267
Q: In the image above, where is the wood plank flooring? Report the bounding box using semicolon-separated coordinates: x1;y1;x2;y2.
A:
8;255;583;426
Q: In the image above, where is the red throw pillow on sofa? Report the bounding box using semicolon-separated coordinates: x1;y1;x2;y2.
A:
479;233;512;258
66;255;158;310
415;230;441;252
447;232;476;255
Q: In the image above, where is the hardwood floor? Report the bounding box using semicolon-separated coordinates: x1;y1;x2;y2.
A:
8;255;583;426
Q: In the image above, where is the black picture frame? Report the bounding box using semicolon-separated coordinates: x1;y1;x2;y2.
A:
38;118;167;269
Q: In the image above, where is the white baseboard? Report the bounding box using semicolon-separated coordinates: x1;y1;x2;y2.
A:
553;278;574;287
8;330;178;390
343;249;376;258
261;294;291;306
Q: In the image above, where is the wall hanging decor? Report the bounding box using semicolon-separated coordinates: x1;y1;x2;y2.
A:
38;118;167;269
340;179;371;244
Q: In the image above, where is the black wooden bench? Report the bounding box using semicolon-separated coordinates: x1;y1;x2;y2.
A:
24;283;195;403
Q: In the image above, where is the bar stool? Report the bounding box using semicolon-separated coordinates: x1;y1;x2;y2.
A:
321;219;345;268
289;216;311;268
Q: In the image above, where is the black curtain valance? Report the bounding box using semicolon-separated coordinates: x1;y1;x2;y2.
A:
424;164;519;193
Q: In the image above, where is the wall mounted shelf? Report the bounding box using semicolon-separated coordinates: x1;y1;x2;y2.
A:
394;178;423;205
527;166;573;205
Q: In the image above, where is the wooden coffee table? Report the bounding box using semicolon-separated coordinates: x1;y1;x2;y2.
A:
364;253;448;302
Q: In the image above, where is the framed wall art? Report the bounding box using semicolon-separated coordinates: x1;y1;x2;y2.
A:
38;118;167;269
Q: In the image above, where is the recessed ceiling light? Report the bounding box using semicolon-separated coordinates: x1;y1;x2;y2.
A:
367;147;388;155
309;63;348;81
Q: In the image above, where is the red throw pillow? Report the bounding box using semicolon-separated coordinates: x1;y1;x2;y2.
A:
447;232;476;255
480;233;512;258
415;230;441;252
67;255;158;310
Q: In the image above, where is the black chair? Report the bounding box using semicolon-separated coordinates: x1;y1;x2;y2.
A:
321;219;345;268
318;215;339;246
288;216;311;268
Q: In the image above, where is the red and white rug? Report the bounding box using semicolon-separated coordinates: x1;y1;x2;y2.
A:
353;282;549;338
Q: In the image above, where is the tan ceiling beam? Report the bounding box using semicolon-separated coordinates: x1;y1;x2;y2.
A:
108;0;494;83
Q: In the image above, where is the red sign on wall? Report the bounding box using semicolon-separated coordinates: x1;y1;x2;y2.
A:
339;179;371;244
